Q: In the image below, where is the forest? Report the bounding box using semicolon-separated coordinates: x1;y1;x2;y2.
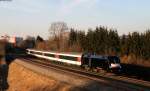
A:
68;27;150;60
67;27;150;66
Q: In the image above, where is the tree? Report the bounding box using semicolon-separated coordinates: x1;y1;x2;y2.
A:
131;32;141;58
36;36;46;50
108;29;120;55
120;34;128;55
68;28;77;46
36;35;44;42
19;36;35;49
49;22;68;38
92;26;109;54
141;30;150;59
49;22;68;50
85;29;94;52
76;31;86;51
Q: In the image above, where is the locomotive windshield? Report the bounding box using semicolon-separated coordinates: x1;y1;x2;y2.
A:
108;56;120;64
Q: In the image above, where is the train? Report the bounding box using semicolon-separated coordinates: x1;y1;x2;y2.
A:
27;49;122;72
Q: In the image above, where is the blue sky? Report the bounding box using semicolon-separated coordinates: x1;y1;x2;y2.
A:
0;0;150;39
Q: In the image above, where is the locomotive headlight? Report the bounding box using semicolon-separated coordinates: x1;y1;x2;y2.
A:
110;63;121;69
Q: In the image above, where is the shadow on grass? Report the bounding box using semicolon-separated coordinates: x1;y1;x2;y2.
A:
0;47;26;91
0;55;17;91
26;81;126;91
0;64;9;91
121;63;150;81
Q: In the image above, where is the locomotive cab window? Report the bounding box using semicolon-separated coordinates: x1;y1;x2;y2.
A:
108;56;120;64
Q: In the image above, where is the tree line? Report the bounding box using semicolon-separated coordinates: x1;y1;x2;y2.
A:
30;22;149;66
68;26;150;60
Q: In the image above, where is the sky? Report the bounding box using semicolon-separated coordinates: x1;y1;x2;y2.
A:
0;0;150;39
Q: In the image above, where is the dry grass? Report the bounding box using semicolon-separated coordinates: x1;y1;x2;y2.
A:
121;55;150;67
7;62;72;91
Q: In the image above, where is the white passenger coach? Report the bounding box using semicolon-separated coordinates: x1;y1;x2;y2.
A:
27;49;82;65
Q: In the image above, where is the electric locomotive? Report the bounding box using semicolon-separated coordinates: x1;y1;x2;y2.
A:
81;53;121;72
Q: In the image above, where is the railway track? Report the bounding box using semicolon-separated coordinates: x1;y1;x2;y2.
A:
19;56;150;91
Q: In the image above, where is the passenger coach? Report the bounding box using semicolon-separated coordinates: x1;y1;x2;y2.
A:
27;49;81;65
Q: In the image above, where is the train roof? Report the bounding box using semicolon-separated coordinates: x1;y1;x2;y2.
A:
27;49;82;57
83;54;107;58
83;54;119;60
27;49;119;58
91;56;108;59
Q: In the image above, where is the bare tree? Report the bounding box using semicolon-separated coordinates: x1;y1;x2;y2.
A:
49;22;68;50
49;22;68;37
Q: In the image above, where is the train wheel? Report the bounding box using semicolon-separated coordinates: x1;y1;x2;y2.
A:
96;67;102;72
83;65;90;71
90;67;96;72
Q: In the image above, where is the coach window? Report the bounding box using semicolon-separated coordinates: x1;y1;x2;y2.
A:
35;52;43;55
59;55;77;61
30;51;35;54
44;53;55;57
